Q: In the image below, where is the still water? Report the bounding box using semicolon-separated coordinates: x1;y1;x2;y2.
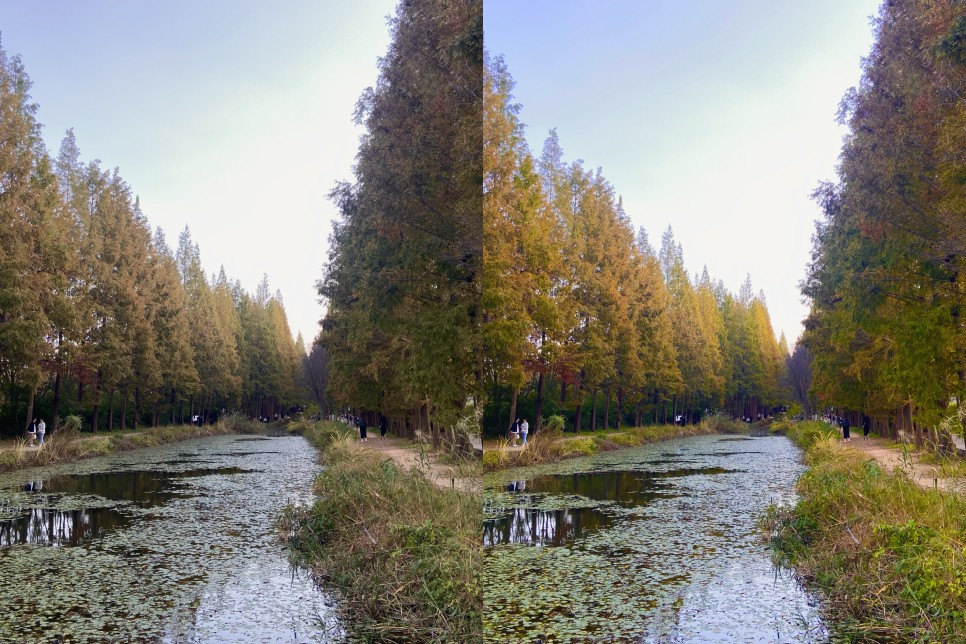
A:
483;434;826;643
0;434;337;642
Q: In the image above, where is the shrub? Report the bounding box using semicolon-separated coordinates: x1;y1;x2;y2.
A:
700;412;743;433
542;415;566;438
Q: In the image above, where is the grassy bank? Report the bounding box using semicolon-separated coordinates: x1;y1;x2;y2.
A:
482;414;742;473
765;421;966;642
0;414;261;474
282;421;482;643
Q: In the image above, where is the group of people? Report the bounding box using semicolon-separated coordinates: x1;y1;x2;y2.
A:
25;418;46;447
508;418;529;446
825;413;871;442
341;412;388;442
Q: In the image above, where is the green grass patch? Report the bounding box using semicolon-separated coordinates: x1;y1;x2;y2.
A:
282;422;482;643
765;422;966;642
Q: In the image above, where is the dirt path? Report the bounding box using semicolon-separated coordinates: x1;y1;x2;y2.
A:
844;435;966;493
360;436;480;493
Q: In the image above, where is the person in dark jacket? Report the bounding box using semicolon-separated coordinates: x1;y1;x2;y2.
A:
862;415;871;440
358;416;368;442
379;414;388;440
842;416;851;442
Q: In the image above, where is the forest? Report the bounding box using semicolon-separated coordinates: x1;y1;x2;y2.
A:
316;0;483;449
801;0;966;447
482;55;791;437
0;43;307;436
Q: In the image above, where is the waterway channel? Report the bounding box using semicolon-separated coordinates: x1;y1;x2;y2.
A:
0;433;337;642
483;433;826;642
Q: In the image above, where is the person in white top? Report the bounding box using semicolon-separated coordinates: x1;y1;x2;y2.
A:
36;418;46;446
520;418;529;446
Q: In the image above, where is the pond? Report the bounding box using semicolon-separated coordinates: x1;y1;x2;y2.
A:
483;434;826;642
0;433;338;642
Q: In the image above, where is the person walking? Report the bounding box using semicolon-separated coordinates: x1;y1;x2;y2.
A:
36;418;46;446
379;414;388;440
862;415;870;440
359;416;368;442
842;416;851;442
520;418;530;446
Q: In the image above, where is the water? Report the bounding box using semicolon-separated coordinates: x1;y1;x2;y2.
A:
0;434;338;642
483;434;827;642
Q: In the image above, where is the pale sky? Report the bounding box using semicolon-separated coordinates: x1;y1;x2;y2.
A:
0;0;397;345
484;0;881;345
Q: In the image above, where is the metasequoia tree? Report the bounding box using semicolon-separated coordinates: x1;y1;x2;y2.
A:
319;0;483;447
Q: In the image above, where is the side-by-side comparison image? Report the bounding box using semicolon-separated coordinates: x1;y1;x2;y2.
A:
1;0;965;641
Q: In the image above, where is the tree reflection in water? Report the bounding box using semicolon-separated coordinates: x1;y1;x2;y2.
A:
483;506;613;547
0;506;129;547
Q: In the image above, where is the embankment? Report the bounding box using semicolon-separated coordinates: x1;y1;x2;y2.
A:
283;421;483;643
483;417;742;473
765;421;966;642
0;418;253;474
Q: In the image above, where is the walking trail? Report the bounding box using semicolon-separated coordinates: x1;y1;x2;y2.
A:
843;435;966;494
360;435;480;493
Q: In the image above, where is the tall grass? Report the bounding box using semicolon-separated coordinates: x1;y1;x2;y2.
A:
765;421;966;642
282;422;482;643
483;422;719;472
0;417;236;474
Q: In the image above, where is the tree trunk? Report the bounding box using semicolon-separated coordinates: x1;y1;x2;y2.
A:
133;387;140;430
24;387;36;434
573;371;584;432
616;387;623;430
507;387;518;434
535;371;545;433
120;388;127;430
90;373;103;432
52;369;62;431
108;388;115;432
603;386;610;431
591;389;598;431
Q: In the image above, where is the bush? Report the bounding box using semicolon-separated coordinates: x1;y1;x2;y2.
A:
57;415;83;439
542;415;566;438
700;412;743;433
217;412;261;434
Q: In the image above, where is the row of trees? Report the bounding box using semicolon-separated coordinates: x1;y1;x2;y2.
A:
801;0;966;446
317;0;483;447
483;55;790;436
0;42;306;435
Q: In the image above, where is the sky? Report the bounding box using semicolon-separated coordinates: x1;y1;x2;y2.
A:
0;0;397;345
484;0;882;344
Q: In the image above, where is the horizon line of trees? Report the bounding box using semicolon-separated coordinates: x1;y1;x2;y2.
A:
0;39;307;436
483;54;791;437
800;0;966;448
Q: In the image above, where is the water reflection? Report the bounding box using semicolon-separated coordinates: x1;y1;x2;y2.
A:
0;506;131;546
42;467;253;505
483;507;614;547
524;467;734;505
